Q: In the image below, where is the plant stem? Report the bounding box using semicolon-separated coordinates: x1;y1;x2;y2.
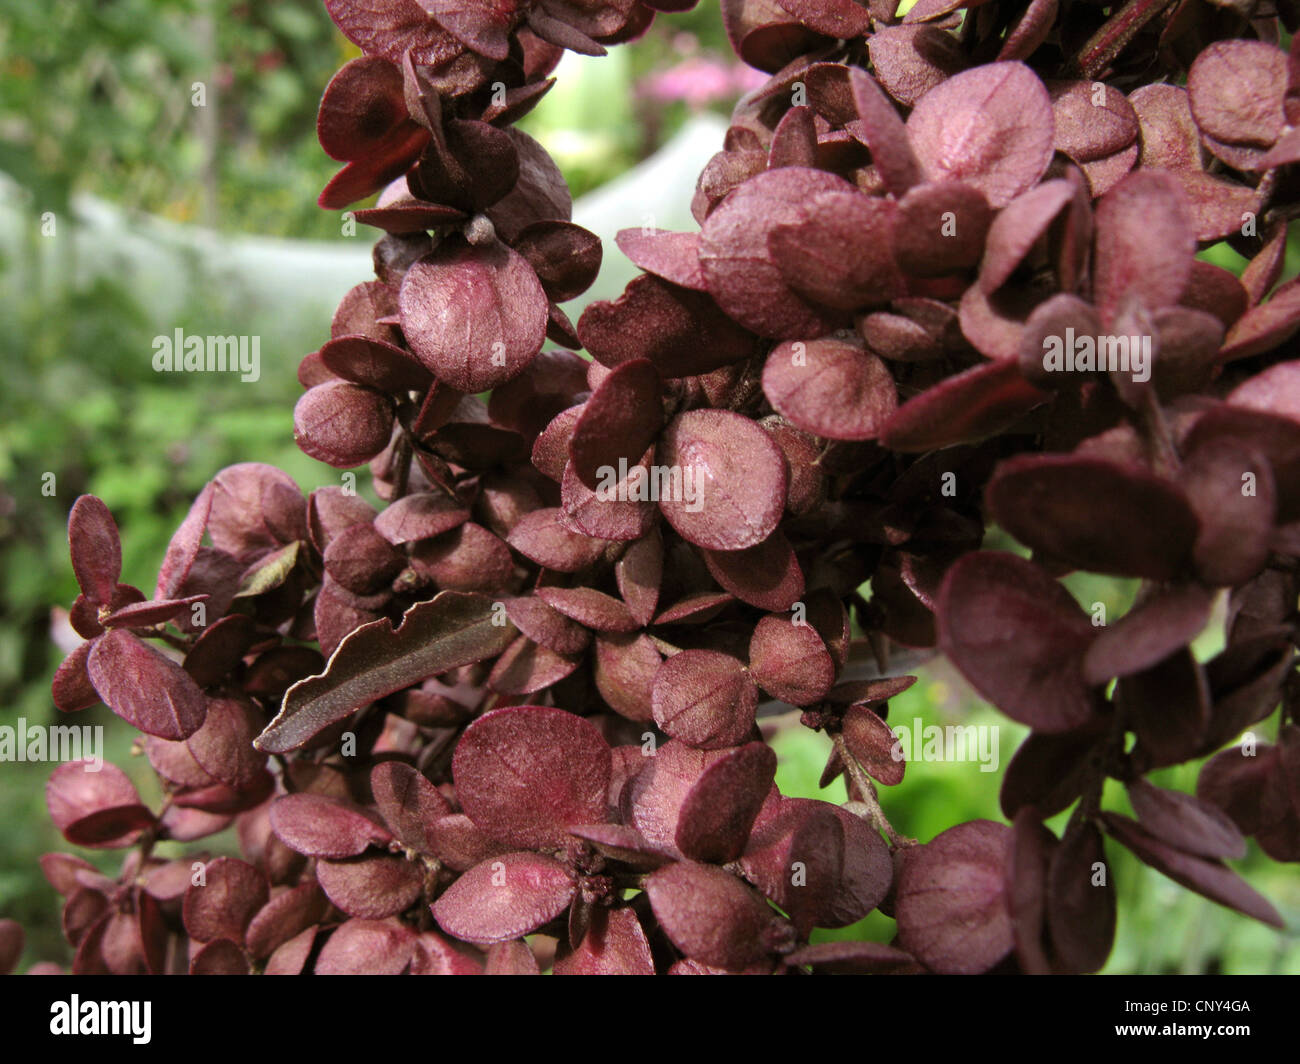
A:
832;732;915;848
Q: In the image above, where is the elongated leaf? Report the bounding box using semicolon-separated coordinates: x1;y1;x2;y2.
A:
256;592;516;753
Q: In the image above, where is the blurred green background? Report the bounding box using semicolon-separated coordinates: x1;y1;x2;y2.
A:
0;0;1295;973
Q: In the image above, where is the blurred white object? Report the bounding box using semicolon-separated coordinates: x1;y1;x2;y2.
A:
0;112;729;322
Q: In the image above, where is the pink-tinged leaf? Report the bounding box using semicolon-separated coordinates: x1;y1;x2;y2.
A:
1188;40;1288;147
998;0;1056;60
627;741;739;854
593;632;661;721
100;594;208;630
156;483;214;600
675;742;776;862
987;454;1198;580
294;381;394;469
893;180;992;277
399;240;548;392
767;192;902;311
651;650;759;750
315;917;417;975
880;359;1047;452
1047;80;1138;163
1126;779;1246;860
1129;83;1202;170
432;852;575;943
63;804;157;848
653;590;733;626
978;180;1075;294
1219;283;1300;362
244;883;328;960
578;273;756;377
698;167;856;338
68;496;121;606
352;197;464;233
825;806;893;925
1045;820;1114;973
905;62;1054;208
937;552;1099;732
560;455;660;543
1092;171;1195;323
762;337;897;441
186;697;268;791
46;760;151;848
504;595;591;655
701;530;804;612
846;68;922;195
409;929;484;975
453;706;612;848
1100;813;1283;927
1082;584;1213;684
614;229;706;290
868;24;965;107
374;491;471;545
265;927;318;975
257;592;515;754
409;521;514;592
645;861;776;969
569;360;663;491
317;56;407;160
533;587;635;635
554;906;655;975
485;939;541;975
738;797;844;937
41;853;101;897
776;0;871;36
269;794;393;858
487;634;582;695
316;854;424;917
895;819;1014;974
182;857;268;945
506;507;607;571
749;614;835;706
656;409;787;551
371;761;451;853
190;939;249;975
87;629;207;740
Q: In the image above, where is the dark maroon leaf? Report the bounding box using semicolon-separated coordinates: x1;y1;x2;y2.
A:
895;820;1014;974
1046;820;1115;974
68;496;121;606
986;455;1198;580
937;552;1098;732
1101;813;1283;927
645;861;775;969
